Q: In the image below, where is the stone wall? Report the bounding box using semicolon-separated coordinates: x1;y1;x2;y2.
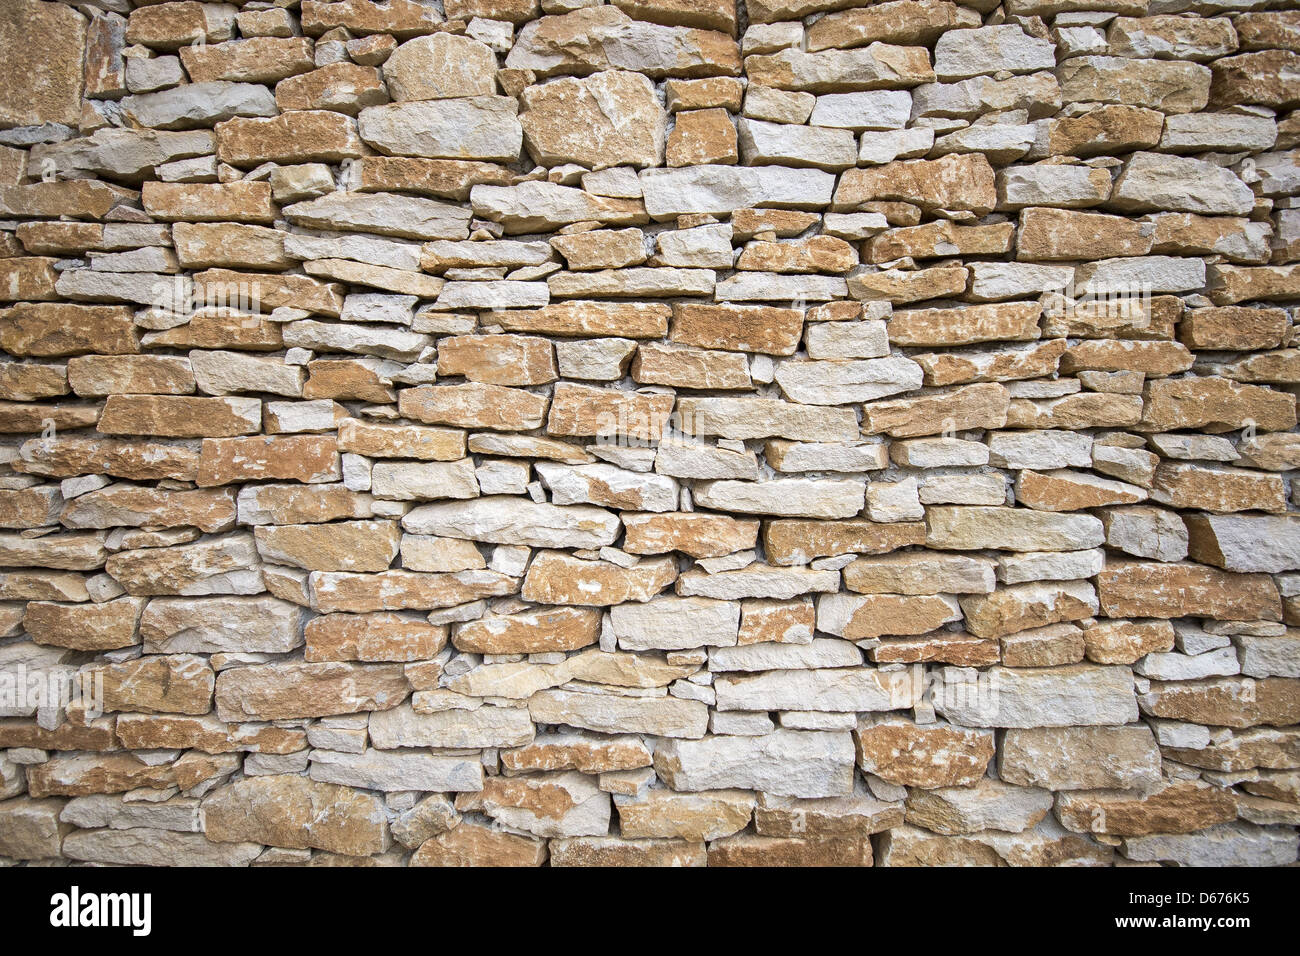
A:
0;0;1298;867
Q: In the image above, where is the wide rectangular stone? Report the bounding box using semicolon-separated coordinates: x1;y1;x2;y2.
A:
1140;677;1300;729
529;689;709;739
1097;562;1281;621
764;519;926;565
926;507;1103;552
998;725;1161;790
309;748;483;792
215;661;409;721
654;731;856;798
934;664;1138;728
716;667;921;712
639;165;835;218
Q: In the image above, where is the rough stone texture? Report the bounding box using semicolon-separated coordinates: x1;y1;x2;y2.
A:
0;0;1297;872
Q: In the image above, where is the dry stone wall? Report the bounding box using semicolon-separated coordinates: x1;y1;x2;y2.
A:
0;0;1298;867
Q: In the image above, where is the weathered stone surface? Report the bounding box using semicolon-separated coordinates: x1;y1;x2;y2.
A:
92;654;214;715
906;777;1052;835
854;717;994;789
999;725;1161;791
455;772;609;839
1185;515;1300;574
360;97;523;162
1060;57;1210;114
1083;620;1175;666
1112;152;1254;216
863;383;1009;438
1122;822;1299;867
65;828;261;867
679;397;858;442
405;496;619;549
308;569;516;613
26;751;238;799
694;478;865;519
506;7;741;79
215;661;408;721
640;165;835;218
545;383;675;442
926;507;1103;552
745;44;935;93
716;667;921;713
835;154;996;214
935;664;1138;728
676;564;839;601
1210;50;1300;110
611;596;739;650
204;775;390;856
522;71;666;169
708;832;873;866
1047;105;1164;158
671;303;803;355
522;551;676;605
888;302;1041;348
774;356;922;405
398;383;549;431
2;303;138;358
614;788;753;842
25;597;143;652
0;0;86;127
0;797;65;858
383;33;497;102
808;1;979;52
622;512;758;559
752;782;903;838
668;107;739;166
655;731;855;798
1143;377;1296;434
141;595;303;655
311;749;481;793
371;704;535;749
1058;780;1237;837
105;535;263;596
817;592;962;640
473;182;649;233
844;553;995;596
1140;677;1300;729
305;612;446;663
501;732;652;775
411;822;546;867
216;111;364;166
1097;562;1281;622
765;519;926;565
530;689;708;739
9;0;1300;870
454;607;601;655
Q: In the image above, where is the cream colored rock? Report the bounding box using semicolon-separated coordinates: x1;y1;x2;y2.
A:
999;725;1162;790
654;731;856;798
404;496;620;549
934;664;1138;728
693;478;865;519
457;772;610;839
855;717;995;789
383;33;497;102
615;789;754;842
203;774;390;856
521;71;667;169
610;596;740;650
716;667;922;713
529;688;709;739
